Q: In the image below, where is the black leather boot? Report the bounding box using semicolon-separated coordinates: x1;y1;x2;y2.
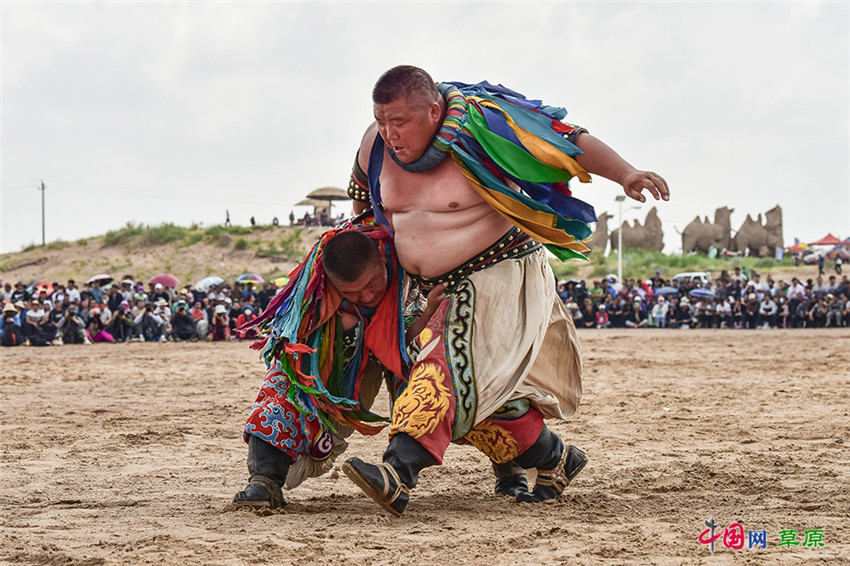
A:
342;432;437;517
492;460;529;497
232;435;292;508
513;426;586;503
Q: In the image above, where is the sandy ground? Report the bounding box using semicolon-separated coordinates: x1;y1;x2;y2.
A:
1;329;848;566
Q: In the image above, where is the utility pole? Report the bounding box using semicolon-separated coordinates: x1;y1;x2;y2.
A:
38;180;46;245
615;195;625;283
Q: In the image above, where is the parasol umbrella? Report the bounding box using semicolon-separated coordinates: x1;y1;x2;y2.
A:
306;187;348;201
654;286;679;297
273;276;290;287
120;279;135;287
195;276;225;290
150;273;180;288
689;288;716;299
27;282;54;297
305;186;349;219
236;273;265;284
87;273;113;285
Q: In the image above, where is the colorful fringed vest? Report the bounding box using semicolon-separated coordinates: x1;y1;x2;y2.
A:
242;218;408;434
369;81;598;261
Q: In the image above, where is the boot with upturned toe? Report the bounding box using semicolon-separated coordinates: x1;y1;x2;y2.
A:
492;460;529;497
342;432;437;517
231;435;291;509
513;426;587;503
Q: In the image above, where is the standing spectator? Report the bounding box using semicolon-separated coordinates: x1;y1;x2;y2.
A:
11;282;27;304
836;255;843;275
818;254;825;276
0;282;12;302
89;281;104;305
66;280;81;304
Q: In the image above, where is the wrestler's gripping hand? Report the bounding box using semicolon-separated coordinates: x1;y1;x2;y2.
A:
621;170;670;203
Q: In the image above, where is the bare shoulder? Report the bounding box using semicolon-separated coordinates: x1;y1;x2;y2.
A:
358;123;379;171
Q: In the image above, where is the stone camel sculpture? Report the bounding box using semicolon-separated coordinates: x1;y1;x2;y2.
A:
680;206;733;254
609;207;664;252
732;207;783;257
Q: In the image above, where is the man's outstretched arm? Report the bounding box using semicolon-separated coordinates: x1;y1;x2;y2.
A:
573;133;670;203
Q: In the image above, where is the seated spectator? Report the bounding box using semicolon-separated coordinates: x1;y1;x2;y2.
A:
716;297;732;328
792;297;811;328
1;303;24;346
170;301;197;341
190;301;209;340
209;304;231;341
134;304;166;342
153;299;172;337
595;304;610;329
672;298;692;329
776;297;790;328
624;298;647;328
759;295;778;328
235;306;258;338
566;302;583;325
87;307;114;343
826;293;844;327
57;305;90;344
742;293;760;329
23;299;47;341
808;297;827;327
651;296;669;328
695;298;714;328
107;303;134;342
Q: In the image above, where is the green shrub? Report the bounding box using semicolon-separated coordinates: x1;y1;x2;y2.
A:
234;238;249;251
103;222;145;246
45;239;71;251
181;232;204;247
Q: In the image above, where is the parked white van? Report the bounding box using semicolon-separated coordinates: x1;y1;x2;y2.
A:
672;272;711;286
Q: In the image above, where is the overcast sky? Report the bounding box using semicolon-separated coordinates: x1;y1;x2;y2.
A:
2;1;848;255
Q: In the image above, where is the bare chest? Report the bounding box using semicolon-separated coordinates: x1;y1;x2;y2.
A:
377;154;483;214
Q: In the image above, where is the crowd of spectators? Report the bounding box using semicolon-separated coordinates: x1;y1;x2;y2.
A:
3;264;848;347
1;277;280;347
559;266;850;330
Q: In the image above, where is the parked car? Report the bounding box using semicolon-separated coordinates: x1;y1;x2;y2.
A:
672;271;711;286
